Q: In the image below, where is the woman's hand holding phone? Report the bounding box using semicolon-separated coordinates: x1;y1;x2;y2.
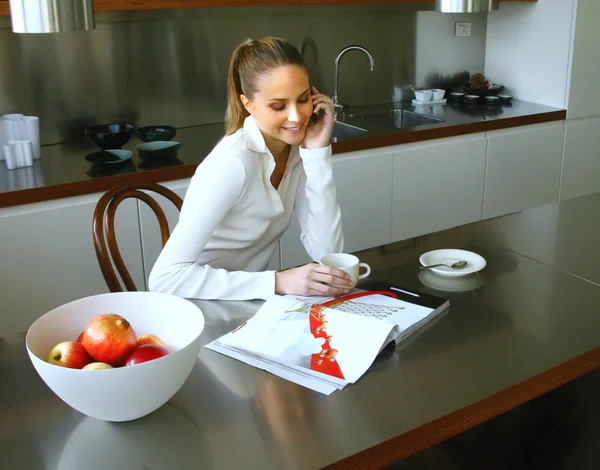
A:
302;86;334;149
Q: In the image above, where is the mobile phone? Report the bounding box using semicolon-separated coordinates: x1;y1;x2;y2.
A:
309;112;319;125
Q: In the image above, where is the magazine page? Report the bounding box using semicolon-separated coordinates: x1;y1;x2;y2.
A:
207;294;396;388
206;341;339;395
290;288;435;332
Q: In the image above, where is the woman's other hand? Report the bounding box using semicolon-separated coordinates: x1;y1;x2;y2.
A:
275;263;353;296
302;86;334;149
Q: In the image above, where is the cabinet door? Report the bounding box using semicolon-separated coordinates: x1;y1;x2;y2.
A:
560;117;600;201
281;147;393;270
567;0;600;120
0;194;143;337
484;122;565;219
392;134;487;242
138;178;280;285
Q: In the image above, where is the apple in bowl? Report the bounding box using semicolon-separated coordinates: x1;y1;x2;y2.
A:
124;344;170;366
47;341;92;369
25;291;205;422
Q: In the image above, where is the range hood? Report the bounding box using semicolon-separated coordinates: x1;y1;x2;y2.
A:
9;0;95;33
435;0;499;13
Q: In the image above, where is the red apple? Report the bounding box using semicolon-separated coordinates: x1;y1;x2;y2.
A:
82;314;137;366
123;344;170;366
47;341;91;369
82;362;113;371
136;334;166;348
76;331;84;343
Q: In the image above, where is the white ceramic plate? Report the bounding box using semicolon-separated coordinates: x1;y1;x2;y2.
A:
419;249;486;277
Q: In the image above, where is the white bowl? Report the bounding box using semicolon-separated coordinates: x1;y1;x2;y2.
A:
26;292;205;422
429;89;446;101
419;249;486;278
414;90;433;102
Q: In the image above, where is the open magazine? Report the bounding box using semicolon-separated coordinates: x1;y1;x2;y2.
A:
206;281;449;395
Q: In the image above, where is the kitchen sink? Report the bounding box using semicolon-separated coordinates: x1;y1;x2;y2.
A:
349;109;443;129
331;121;368;139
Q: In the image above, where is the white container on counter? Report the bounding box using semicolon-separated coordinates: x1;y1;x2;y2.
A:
0;114;40;161
3;140;34;170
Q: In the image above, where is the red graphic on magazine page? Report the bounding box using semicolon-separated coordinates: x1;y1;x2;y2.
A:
307;291;399;380
309;304;344;379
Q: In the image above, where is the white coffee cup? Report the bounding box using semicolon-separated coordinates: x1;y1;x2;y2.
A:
320;253;371;288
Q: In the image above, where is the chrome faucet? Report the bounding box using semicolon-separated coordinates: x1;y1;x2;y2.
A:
332;45;375;118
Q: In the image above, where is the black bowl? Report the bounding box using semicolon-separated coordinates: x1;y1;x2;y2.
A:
84;123;134;149
137;125;177;143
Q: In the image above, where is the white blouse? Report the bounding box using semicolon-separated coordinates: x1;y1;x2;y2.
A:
148;115;344;300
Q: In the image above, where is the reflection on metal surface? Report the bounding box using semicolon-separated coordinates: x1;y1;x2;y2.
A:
350;108;444;129
9;0;95;33
86;159;137;179
330;121;368;138
56;404;211;470
0;159;45;190
435;0;499;13
0;5;426;146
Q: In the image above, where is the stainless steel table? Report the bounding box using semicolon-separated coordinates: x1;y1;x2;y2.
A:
2;193;600;470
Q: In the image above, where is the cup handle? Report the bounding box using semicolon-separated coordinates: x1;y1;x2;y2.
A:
358;263;371;279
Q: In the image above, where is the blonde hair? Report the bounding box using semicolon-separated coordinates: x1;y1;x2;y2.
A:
225;37;306;136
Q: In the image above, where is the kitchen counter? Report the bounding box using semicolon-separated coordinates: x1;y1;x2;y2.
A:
0;99;565;209
1;192;599;470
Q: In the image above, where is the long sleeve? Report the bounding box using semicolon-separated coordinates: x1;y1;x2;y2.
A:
294;145;344;262
148;154;276;301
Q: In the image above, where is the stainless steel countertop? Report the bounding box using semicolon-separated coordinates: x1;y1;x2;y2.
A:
0;99;563;200
2;193;599;470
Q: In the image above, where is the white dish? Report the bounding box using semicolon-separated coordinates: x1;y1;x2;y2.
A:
412;98;447;106
419;249;486;278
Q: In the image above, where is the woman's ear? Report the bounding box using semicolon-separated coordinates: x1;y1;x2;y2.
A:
240;94;253;115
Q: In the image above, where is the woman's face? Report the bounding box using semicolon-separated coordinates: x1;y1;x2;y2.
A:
241;65;313;155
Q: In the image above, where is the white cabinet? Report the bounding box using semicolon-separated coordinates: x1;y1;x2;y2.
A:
138;178;280;285
392;134;487;242
566;0;600;120
0;194;144;337
560;117;600;201
483;122;565;219
280;147;393;270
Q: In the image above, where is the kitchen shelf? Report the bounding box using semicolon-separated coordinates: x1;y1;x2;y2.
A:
0;0;538;16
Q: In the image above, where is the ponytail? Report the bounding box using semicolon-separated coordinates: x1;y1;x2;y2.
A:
224;37;306;136
225;39;252;136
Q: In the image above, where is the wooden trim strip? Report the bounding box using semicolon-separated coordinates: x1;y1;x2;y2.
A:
319;346;600;470
0;164;194;208
0;0;539;16
0;111;566;209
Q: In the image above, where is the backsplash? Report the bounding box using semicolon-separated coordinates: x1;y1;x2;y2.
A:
0;4;487;146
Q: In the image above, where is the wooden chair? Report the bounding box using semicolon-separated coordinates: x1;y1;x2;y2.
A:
93;182;183;292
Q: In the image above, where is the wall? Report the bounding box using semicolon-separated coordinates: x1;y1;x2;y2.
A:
0;4;487;147
414;11;488;92
484;0;577;109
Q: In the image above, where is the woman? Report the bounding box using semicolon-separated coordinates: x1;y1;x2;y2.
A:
148;37;351;301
